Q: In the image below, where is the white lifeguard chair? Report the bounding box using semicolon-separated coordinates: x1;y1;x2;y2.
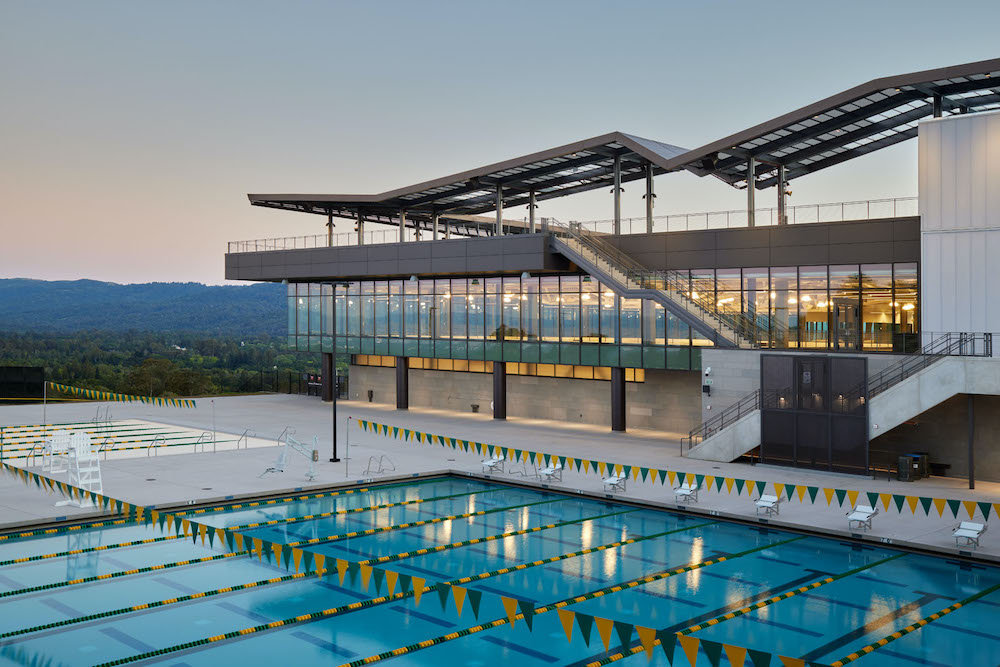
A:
260;433;318;481
56;432;103;508
43;430;72;474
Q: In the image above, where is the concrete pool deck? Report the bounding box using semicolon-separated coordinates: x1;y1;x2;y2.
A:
2;394;998;562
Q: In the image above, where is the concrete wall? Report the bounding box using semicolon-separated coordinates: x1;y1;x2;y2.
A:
348;365;701;435
872;394;1000;482
919;110;1000;334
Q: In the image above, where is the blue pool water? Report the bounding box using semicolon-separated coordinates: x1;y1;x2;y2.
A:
0;475;997;666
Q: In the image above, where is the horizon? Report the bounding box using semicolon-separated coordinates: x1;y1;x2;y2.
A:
3;1;1000;284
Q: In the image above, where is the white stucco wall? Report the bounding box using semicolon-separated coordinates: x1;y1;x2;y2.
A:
919;110;1000;335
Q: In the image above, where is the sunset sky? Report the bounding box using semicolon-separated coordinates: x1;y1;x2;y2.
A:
3;1;999;284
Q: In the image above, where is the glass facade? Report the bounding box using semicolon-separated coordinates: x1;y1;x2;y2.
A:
288;263;919;368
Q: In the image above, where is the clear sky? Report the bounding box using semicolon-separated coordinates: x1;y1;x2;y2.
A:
2;1;998;284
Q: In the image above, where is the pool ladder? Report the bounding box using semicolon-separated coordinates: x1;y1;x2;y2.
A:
363;455;396;476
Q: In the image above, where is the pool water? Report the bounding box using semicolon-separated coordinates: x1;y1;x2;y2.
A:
0;475;997;666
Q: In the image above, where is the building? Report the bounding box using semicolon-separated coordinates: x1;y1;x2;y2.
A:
227;58;1000;481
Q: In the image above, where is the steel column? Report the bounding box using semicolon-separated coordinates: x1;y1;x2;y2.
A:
777;164;788;225
396;357;408;410
933;93;943;118
613;155;622;235
495;186;503;236
432;212;439;241
746;157;756;228
327;212;334;247
611;367;625;432
321;352;333;402
356;210;364;245
644;163;654;233
493;362;507;420
399;210;407;243
528;190;537;233
968;393;975;489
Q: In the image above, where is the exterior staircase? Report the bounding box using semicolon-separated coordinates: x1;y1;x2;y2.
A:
683;333;996;462
548;222;782;349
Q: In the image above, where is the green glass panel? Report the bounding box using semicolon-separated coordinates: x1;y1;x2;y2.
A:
484;341;502;361
419;340;435;358
297;336;308;351
539;343;559;363
336;337;347;354
287;335;296;349
321;337;333;353
361;338;374;355
690;347;701;371
643;346;665;369
404;339;419;358
580;344;600;367
620;345;642;367
435;339;451;358
666;346;689;370
502;341;521;362
347;337;361;354
451;340;468;359
309;336;321;352
389;339;404;356
600;345;620;367
560;343;580;365
520;343;539;363
468;340;485;360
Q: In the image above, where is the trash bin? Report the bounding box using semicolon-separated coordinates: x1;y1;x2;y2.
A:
471;404;480;413
897;455;917;482
367;390;374;402
910;453;929;479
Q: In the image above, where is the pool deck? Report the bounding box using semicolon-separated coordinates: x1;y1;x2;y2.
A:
2;394;998;562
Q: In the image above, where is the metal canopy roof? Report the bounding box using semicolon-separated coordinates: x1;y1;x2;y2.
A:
664;57;1000;190
248;58;1000;227
248;132;688;225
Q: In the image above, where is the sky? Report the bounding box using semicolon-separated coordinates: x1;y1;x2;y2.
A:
2;1;999;285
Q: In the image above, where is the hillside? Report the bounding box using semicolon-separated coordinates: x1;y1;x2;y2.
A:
0;279;286;335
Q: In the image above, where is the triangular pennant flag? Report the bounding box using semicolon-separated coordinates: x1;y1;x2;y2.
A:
199;523;208;546
778;657;805;667
656;630;677;663
846;490;859;507
978;502;993;521
919;497;933;515
291;548;302;573
931;497;946;517
946;499;961;518
359;564;373;591
385;569;398;596
879;493;893;512
412;577;426;606
678;634;700;667
501;596;519;627
640;468;649;483
834;489;847;507
613;621;634;648
398;573;412;595
595;617;614;651
754;480;767;497
372;567;385;594
271;542;282;567
796;486;807;502
724;643;748;667
637;626;657;659
748;648;772;667
575;612;594;646
658;469;668;485
252;537;263;561
452;585;467;617
867;492;880;508
702;639;724;667
893;495;907;513
436;583;450;611
735;479;746;496
725;477;734;494
234;532;244;552
668;471;678;486
582;459;591;474
467;588;483;619
774;483;785;498
225;530;235;553
558;608;575;643
337;559;349;585
314;553;325;578
785;484;797;501
518;600;535;631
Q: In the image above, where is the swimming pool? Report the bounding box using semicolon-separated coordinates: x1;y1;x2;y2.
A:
0;475;996;666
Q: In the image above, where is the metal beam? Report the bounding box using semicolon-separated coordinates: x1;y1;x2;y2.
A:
432;212;439;241
777;164;787;225
746;157;756;227
495;185;503;236
644;163;654;234
613;154;622;235
327;211;334;247
528;190;536;233
399;209;406;242
356;210;364;245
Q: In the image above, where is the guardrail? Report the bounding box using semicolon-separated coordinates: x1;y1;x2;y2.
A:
227;196;918;253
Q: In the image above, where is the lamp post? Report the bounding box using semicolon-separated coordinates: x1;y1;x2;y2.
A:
330;281;350;462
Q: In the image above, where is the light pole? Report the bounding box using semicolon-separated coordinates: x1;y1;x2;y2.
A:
273;365;277;392
330;281;350;462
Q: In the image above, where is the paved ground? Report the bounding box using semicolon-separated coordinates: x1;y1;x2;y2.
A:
2;394;997;562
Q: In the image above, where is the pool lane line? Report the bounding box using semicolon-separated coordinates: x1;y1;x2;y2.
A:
224;487;508;531
574;552;909;667
0;518;138;543
278;497;565;547
86;521;719;667
827;580;1000;667
325;535;808;667
356;507;637;566
0;550;248;600
2;425;195;444
0;520;717;643
2;438;239;459
0;532;185;567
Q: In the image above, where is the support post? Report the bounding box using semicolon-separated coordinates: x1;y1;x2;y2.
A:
968;393;975;489
611;367;625;432
746;157;756;228
330;300;340;462
777;164;788;225
321;352;334;402
493;361;507;420
644;163;654;234
933;93;943;118
399;210;406;243
528;190;537;233
613;154;622;235
432;212;439;241
356;210;364;245
495;185;503;236
327;212;334;246
396;357;408;410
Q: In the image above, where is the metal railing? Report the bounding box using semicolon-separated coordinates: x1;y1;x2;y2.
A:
681;389;761;453
227;196;917;254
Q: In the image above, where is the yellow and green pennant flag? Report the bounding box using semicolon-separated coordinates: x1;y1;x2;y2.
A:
45;382;196;408
558;608;575;642
501;596;519;628
678;634;700;667
723;643;747;667
594;616;614;651
636;626;657;659
700;639;724;667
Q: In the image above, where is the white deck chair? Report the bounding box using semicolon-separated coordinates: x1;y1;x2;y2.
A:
481;455;505;473
755;494;783;517
674;480;701;504
953;521;987;549
846;504;879;531
538;462;563;483
43;430;72;474
603;473;627;493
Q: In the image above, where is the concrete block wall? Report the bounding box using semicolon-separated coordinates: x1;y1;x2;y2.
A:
348;365;701;435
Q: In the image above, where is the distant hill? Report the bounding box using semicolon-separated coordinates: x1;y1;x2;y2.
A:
0;279;286;335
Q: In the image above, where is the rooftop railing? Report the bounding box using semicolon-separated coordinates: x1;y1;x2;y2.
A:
227;196;917;254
